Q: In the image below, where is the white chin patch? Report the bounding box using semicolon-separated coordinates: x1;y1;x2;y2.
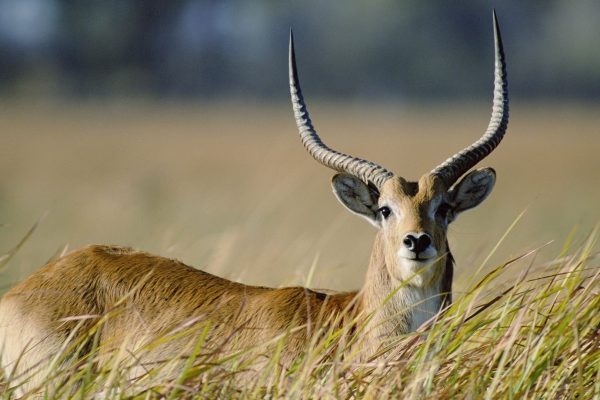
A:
394;254;439;286
398;247;438;261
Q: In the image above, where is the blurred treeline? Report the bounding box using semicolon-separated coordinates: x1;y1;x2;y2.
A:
1;0;599;101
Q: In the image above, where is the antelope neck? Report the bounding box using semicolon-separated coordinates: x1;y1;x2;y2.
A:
359;231;448;338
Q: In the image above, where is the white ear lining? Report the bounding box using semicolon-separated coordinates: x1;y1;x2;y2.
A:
450;168;496;214
331;174;381;227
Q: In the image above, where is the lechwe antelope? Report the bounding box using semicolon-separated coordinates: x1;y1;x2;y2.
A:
1;12;508;392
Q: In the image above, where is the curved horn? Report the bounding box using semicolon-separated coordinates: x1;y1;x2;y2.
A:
430;10;509;187
289;30;394;189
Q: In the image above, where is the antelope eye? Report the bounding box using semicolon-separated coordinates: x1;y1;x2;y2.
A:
437;203;451;218
377;206;392;219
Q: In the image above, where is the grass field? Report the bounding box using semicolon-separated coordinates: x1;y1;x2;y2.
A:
0;102;598;398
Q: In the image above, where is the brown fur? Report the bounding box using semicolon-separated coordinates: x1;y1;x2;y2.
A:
0;245;362;390
356;175;453;354
2;244;356;350
0;169;498;392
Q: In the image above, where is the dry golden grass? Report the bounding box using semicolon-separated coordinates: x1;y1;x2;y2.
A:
0;101;598;294
0;102;599;399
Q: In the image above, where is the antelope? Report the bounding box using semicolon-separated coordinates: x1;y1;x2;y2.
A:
0;12;508;393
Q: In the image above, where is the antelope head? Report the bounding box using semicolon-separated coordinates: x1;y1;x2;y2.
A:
289;12;508;294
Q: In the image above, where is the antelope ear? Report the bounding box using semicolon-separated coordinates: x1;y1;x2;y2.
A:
449;168;496;215
332;173;381;227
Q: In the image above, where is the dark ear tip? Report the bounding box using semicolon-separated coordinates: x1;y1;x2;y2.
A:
463;167;496;186
476;168;496;185
483;167;496;176
331;173;345;184
331;173;359;190
471;167;496;177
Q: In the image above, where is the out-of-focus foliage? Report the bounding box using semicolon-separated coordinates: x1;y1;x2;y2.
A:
0;0;599;100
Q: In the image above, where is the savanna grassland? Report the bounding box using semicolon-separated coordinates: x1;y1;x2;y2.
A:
0;102;598;398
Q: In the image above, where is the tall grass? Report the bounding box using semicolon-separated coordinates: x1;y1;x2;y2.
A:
1;104;598;398
1;227;598;399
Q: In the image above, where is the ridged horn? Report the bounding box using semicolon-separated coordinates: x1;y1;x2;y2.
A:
289;30;394;189
430;10;509;187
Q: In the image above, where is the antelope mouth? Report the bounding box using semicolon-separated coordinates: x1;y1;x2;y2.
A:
398;247;438;263
402;256;436;264
411;256;434;262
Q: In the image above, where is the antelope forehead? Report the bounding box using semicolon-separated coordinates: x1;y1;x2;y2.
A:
381;194;445;219
379;196;414;218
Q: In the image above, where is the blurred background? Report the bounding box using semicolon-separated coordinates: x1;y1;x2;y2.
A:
1;0;600;100
1;1;599;294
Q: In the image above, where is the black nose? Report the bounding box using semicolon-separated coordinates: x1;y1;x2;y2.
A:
402;233;432;253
